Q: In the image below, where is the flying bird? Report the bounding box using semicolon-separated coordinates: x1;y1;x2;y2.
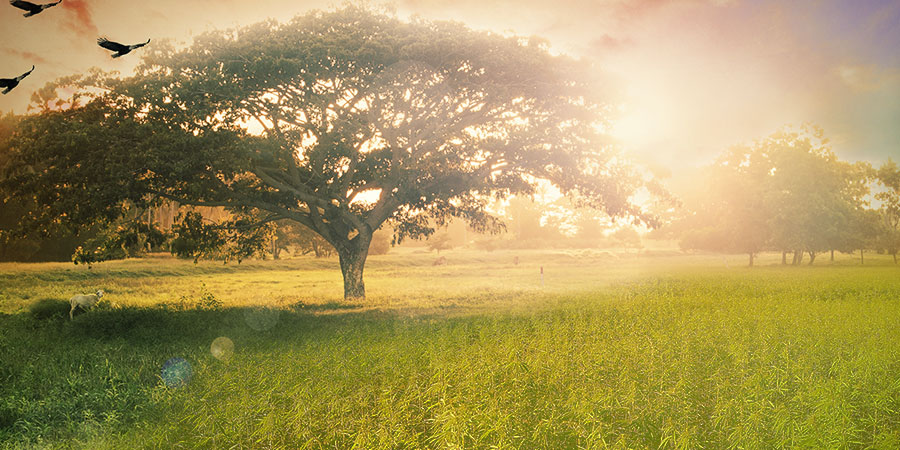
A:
0;65;34;95
9;0;61;17
97;37;151;58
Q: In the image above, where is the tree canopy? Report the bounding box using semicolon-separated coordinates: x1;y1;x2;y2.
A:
674;125;891;266
1;7;655;298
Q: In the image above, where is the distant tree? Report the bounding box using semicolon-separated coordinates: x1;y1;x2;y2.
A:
268;220;298;260
270;219;340;259
611;227;642;250
368;228;393;256
271;220;335;258
825;161;876;262
762;126;867;265
679;143;771;266
1;8;654;298
508;196;547;241
876;160;900;263
72;215;168;266
678;125;873;266
169;211;273;264
846;209;883;265
426;232;453;254
573;210;608;246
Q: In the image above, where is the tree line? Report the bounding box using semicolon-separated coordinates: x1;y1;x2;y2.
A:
660;125;899;266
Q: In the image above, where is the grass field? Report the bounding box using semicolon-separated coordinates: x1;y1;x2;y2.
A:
1;249;899;448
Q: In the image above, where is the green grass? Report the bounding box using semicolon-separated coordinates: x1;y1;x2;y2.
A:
1;249;899;448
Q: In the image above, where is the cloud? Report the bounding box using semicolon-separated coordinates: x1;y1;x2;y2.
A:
608;0;738;24
60;0;99;38
1;49;49;65
833;64;900;91
588;34;633;53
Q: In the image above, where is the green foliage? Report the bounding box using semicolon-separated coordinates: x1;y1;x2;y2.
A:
172;283;224;312
169;212;273;264
0;113;93;262
224;217;275;264
876;160;900;262
169;212;226;263
677;125;876;265
73;219;168;267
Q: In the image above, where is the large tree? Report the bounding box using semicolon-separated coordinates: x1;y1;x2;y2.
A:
763;128;871;265
2;7;653;298
676;144;772;266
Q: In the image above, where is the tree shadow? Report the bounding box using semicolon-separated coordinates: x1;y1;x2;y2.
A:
3;299;413;351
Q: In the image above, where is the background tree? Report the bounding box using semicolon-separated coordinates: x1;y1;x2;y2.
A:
367;228;393;256
610;227;642;250
168;211;273;264
676;125;873;266
0;111;132;262
678;144;771;266
876;160;900;263
426;232;453;254
1;7;653;298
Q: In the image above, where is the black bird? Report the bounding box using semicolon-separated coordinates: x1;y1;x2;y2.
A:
0;66;34;95
9;0;61;17
97;37;151;58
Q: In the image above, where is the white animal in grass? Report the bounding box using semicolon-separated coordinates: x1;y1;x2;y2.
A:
69;290;104;319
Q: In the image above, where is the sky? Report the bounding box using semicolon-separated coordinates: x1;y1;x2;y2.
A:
1;0;898;172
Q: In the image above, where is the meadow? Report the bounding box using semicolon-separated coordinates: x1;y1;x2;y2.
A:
1;249;899;449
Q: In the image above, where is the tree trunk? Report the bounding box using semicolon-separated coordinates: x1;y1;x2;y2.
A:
339;251;366;299
337;233;372;299
748;252;754;267
807;251;816;265
894;252;897;264
830;249;834;262
271;239;280;260
147;207;153;253
860;249;864;265
313;241;322;258
782;251;787;265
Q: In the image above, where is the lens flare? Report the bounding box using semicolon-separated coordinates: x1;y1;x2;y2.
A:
210;336;235;361
160;357;192;388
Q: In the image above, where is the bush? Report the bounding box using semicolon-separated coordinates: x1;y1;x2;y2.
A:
27;298;69;320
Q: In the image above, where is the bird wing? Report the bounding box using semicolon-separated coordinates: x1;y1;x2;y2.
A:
131;39;151;49
20;65;35;79
97;37;129;52
10;0;40;11
0;79;13;88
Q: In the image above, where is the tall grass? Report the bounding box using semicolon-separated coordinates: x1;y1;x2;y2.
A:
1;251;899;448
